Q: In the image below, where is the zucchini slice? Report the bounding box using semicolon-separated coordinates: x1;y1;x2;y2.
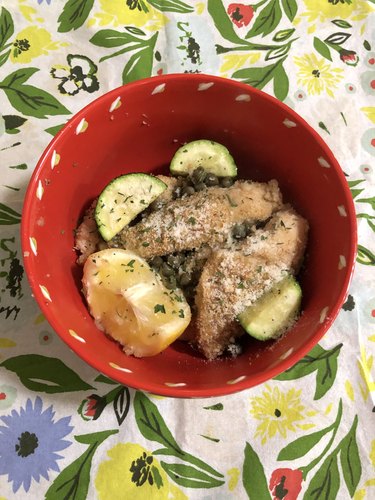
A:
95;173;166;241
238;276;302;341
170;140;237;177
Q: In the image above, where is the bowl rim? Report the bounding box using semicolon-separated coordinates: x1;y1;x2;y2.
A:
21;73;358;398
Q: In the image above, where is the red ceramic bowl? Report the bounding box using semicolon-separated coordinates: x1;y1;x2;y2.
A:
22;74;356;398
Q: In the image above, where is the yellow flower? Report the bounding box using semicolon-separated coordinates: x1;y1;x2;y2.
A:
95;443;186;500
10;26;66;64
294;53;344;98
301;0;374;23
370;440;375;467
89;0;168;31
250;384;306;444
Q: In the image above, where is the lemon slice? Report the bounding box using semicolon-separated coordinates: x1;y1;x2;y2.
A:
82;249;191;357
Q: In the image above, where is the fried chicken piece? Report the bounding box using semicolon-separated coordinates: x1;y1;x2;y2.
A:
194;208;309;360
74;200;103;265
110;180;283;259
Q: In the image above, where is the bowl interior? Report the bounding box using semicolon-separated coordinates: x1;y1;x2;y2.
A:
22;74;356;397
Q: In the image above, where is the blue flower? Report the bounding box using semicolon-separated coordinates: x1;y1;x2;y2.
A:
0;397;73;493
37;0;52;4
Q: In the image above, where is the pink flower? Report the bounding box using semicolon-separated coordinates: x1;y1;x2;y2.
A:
269;468;303;500
339;49;359;67
227;3;254;28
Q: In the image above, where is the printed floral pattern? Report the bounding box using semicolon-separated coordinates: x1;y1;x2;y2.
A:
0;0;374;498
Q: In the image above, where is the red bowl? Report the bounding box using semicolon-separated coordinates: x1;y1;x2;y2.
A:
21;74;356;397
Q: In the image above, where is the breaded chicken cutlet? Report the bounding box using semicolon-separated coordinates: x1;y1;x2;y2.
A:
109;180;283;258
194;208;309;359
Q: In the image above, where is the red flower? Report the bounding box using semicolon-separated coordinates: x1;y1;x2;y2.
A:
339;49;359;67
227;3;254;28
269;468;303;500
78;394;106;421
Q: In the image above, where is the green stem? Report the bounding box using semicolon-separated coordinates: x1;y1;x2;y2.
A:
0;42;12;52
104;386;123;404
325;41;342;53
300;399;343;479
253;0;269;10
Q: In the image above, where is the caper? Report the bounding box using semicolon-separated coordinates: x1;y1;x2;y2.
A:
191;166;206;185
220;176;234;188
244;220;253;235
179;272;192;287
182;185;195;196
150;256;163;269
195;182;206;191
205;173;219;186
167;254;184;268
232;223;247;239
161;262;174;277
165;275;177;289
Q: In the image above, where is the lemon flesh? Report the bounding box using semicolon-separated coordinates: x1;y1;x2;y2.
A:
83;249;191;357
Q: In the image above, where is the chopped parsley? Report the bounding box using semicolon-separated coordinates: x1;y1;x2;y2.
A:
178;309;185;318
187;216;196;225
142;242;150;247
154;304;166;314
226;194;238;207
127;259;135;268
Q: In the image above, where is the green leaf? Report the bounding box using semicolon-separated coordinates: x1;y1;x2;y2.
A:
1;67;39;87
325;32;351;45
154;447;224;479
113;386;130;425
0;49;10;68
0;203;21;224
161;462;224;488
266;43;291;61
246;0;282;39
351;188;365;199
9;163;27;170
2;85;70;118
1;354;95;393
0;7;14;50
243;442;271;500
147;0;194;13
95;373;117;384
208;0;248;45
45;430;117;500
125;26;146;36
332;19;352;29
122;32;157;84
3;114;27;132
134;391;182;453
57;0;95;33
203;403;224;410
357;244;375;265
339;415;361;496
44;123;65;136
233;58;286;90
303;452;340;500
278;425;333;461
273;63;289;101
356;196;375;210
313;38;332;61
363;40;371;51
275;343;343;400
281;0;298;22
90;29;141;48
273;28;295;42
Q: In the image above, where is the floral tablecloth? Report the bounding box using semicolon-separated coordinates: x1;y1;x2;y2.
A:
1;1;375;499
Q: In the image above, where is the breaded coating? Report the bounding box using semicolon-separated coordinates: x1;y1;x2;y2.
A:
155;175;178;204
194;208;309;360
110;180;283;259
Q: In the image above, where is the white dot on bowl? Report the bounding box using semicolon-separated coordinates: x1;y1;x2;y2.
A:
39;285;52;302
152;83;166;95
29;237;37;256
338;205;347;217
36;180;44;200
76;118;88;135
198;82;214;91
319;306;329;324
68;329;86;343
23;251;30;257
235;94;251;102
109;96;121;113
164;382;187;387
279;347;294;360
338;255;347;270
318;157;331;168
109;362;132;373
227;375;246;385
283;118;297;128
50;150;60;169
